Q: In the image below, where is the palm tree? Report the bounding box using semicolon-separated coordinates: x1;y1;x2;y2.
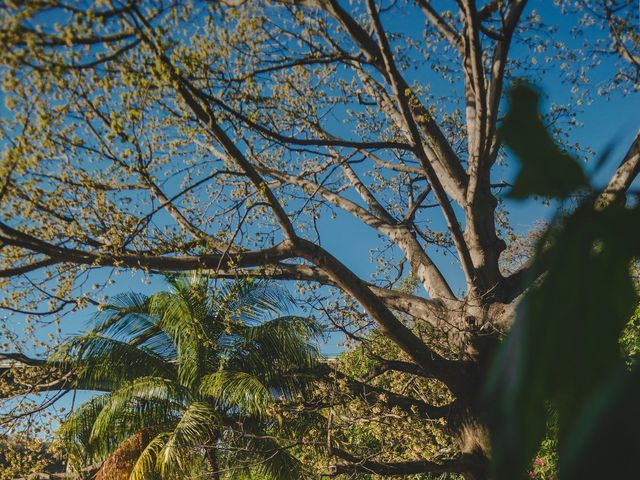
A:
54;275;320;480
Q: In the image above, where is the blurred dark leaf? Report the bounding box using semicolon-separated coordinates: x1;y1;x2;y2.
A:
559;363;640;479
500;84;588;199
486;203;640;480
486;83;640;480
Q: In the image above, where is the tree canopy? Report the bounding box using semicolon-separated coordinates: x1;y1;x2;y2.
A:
0;1;638;479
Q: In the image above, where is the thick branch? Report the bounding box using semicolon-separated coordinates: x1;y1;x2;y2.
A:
201;262;448;321
605;9;640;68
460;0;488;168
0;354;73;400
485;0;527;161
200;94;413;151
316;363;459;420
365;0;476;290
308;0;468;202
293;238;467;391
0;221;296;273
328;448;477;476
331;150;396;223
415;0;463;50
598;130;640;207
0;258;58;278
260;166;455;298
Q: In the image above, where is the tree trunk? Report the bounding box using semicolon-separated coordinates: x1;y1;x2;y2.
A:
206;446;221;480
452;306;504;480
458;419;491;480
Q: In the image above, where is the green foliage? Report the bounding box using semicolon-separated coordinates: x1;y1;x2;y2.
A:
0;434;63;480
485;84;640;480
56;276;320;480
621;304;640;365
326;330;458;480
526;413;559;480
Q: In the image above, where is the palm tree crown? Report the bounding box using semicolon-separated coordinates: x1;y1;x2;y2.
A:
55;275;320;480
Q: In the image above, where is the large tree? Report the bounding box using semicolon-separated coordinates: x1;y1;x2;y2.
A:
0;1;638;479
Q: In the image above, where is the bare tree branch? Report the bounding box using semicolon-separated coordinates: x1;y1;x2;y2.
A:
127;6;299;242
365;0;477;291
415;0;463;50
259;164;455;299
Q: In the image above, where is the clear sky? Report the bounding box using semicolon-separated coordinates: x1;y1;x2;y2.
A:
1;0;638;419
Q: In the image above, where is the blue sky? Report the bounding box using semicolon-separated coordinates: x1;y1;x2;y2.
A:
0;0;636;348
316;2;639;295
2;0;639;349
1;1;639;422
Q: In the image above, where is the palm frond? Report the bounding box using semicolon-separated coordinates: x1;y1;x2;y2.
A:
58;394;111;467
89;377;189;455
158;401;220;478
223;316;321;398
90;293;176;357
210;280;294;326
54;335;176;391
239;315;320;364
149;289;215;389
200;371;274;419
128;431;170;480
93;292;151;335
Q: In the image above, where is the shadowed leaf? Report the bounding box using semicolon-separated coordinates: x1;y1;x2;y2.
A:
500;83;588;199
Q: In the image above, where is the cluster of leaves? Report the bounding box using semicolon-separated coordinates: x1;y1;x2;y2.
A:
621;304;640;365
331;332;459;480
0;434;63;480
485;83;640;480
287;304;463;480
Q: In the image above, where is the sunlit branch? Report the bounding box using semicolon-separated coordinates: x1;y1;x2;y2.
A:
365;0;476;292
598;130;640;208
127;5;299;242
415;0;463;50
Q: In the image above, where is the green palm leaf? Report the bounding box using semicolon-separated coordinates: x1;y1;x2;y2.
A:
55;335;175;391
88;377;189;455
58;394;112;465
225;316;320;398
129;431;170;480
57;276;320;479
200;371;275;419
158;401;220;478
209;279;293;326
93;292;176;357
